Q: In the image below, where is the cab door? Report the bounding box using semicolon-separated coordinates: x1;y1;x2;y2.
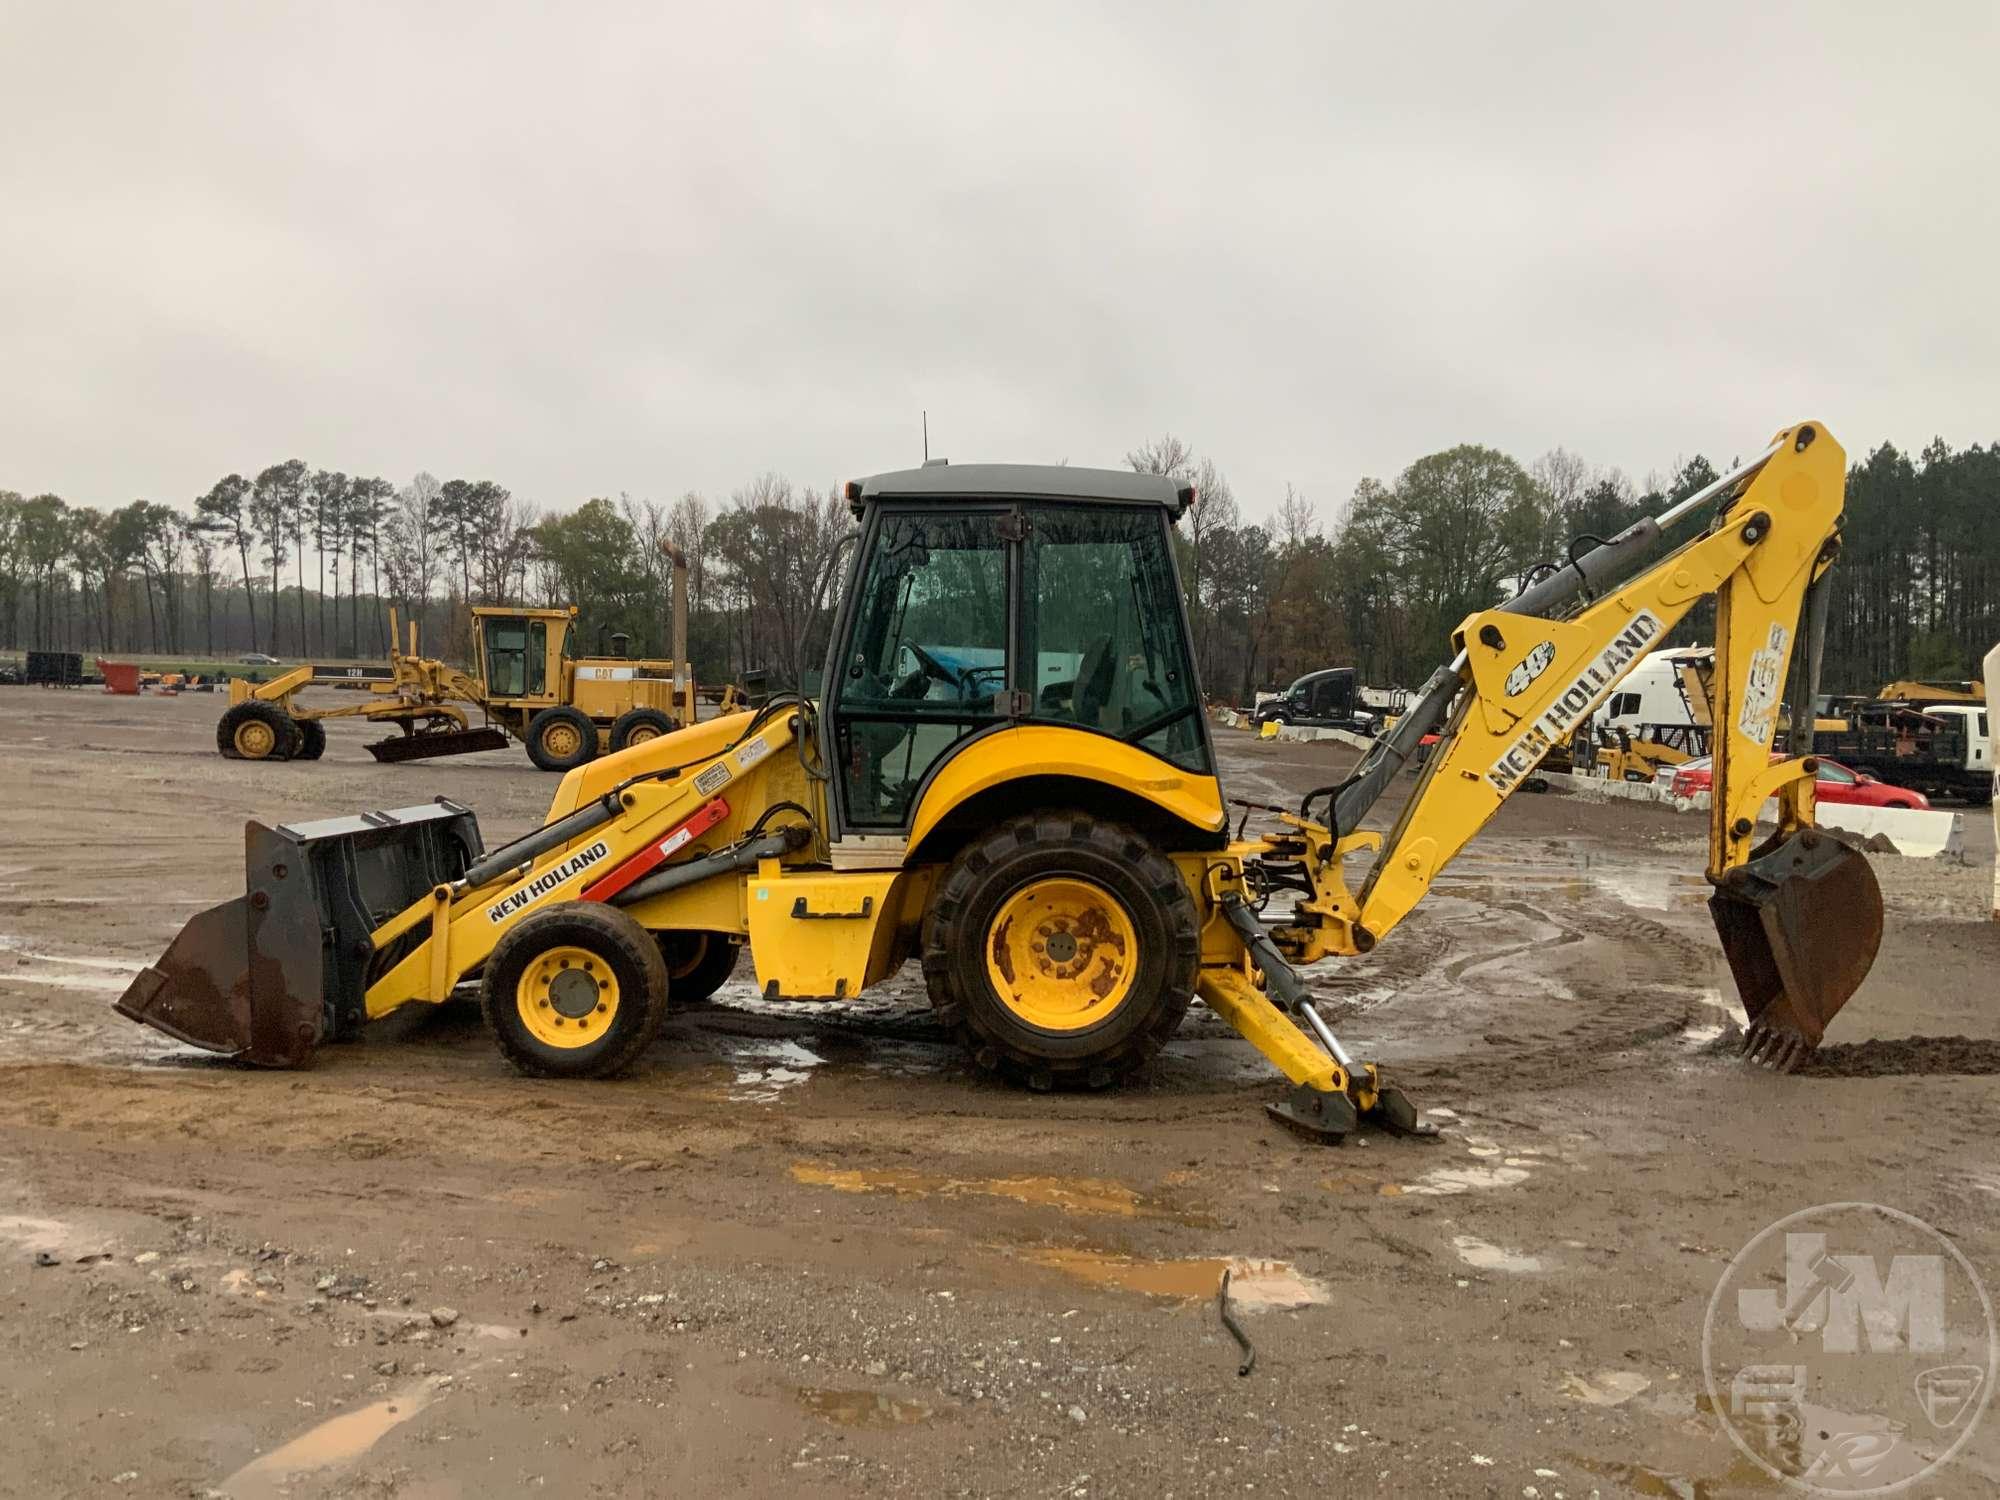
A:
825;508;1013;830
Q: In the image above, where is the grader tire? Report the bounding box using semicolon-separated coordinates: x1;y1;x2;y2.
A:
611;707;676;752
217;701;298;762
654;930;739;1008
480;902;669;1079
294;719;327;761
921;810;1197;1090
525;706;599;772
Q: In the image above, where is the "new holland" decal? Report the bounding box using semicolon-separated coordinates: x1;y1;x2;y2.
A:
1485;611;1664;793
486;840;612;924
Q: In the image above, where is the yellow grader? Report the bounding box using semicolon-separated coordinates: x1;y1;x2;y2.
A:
123;423;1882;1136
215;551;699;771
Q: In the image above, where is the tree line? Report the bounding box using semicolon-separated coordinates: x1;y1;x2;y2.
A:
1138;435;1999;701
0;465;850;688
3;436;1994;697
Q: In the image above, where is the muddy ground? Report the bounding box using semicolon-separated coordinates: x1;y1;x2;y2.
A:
0;688;1996;1499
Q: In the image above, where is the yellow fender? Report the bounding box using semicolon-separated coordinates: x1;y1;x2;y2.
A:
905;724;1227;854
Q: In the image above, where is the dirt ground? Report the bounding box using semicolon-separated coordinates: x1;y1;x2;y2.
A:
1;688;1996;1499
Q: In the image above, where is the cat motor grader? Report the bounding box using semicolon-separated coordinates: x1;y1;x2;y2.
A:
214;549;698;771
120;422;1881;1135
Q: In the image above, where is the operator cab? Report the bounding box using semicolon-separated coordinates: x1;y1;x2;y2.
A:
824;464;1210;831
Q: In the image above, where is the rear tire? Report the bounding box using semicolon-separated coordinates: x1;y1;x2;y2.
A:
611;707;676;752
921;811;1197;1090
480;902;669;1078
526;706;599;772
217;701;298;761
655;930;739;1007
294;719;327;760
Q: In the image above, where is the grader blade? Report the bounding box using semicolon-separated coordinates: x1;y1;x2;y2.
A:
1708;829;1883;1072
366;726;509;763
115;802;484;1066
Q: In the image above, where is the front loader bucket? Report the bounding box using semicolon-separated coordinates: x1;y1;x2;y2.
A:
115;801;483;1066
1708;828;1883;1070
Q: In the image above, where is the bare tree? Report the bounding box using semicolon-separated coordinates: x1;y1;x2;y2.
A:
383;473;445;650
1126;435;1237;671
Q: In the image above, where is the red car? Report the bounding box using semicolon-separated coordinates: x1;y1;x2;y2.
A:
1668;755;1931;809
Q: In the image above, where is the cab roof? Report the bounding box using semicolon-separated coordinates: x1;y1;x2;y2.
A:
848;463;1192;518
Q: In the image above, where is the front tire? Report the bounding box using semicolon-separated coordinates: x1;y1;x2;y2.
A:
480;902;669;1078
294;719;327;760
526;706;600;772
217;701;298;761
921;811;1197;1090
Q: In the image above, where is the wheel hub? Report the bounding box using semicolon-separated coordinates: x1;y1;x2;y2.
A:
516;946;619;1048
985;877;1138;1032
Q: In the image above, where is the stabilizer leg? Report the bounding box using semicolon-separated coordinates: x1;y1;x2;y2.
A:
1204;895;1439;1144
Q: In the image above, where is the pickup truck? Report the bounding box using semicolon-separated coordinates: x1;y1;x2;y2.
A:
1811;701;1991;804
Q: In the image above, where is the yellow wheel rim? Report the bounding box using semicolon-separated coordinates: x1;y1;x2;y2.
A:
627;723;663;745
541;722;583;759
235;719;278;758
515;944;619;1049
984;877;1138;1032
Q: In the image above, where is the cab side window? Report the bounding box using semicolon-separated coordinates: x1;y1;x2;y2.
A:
1022;504;1207;772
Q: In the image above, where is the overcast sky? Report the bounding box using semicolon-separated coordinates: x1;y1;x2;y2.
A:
4;2;1995;523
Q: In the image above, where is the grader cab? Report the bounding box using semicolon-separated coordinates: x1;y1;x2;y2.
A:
124;425;1885;1136
469;604;692;771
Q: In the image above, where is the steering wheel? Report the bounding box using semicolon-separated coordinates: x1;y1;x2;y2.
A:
1073;634;1115;724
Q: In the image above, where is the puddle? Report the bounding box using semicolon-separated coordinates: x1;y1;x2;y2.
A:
1588;866;1709;912
791;1163;1210;1223
0;940;142;994
1561;1368;1652;1406
796;1387;935;1427
1025;1247;1328;1307
1452;1234;1544;1272
1566;1451;1784;1497
221;1377;446;1498
726;1039;821;1102
5;970;133;994
1398;1162;1537;1196
1690;1392;1936;1491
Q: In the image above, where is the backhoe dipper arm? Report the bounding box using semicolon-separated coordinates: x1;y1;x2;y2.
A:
1354;422;1850;946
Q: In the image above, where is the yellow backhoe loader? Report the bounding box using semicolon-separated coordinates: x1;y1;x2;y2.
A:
215;547;699;770
120;422;1882;1136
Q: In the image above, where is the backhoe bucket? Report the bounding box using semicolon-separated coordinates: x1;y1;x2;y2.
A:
115;801;483;1066
1708;828;1883;1070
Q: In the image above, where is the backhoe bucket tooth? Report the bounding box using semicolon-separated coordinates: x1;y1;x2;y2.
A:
1708;829;1882;1066
115;802;483;1067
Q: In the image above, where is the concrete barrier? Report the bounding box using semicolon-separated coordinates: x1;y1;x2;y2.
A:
1815;803;1965;860
1272;723;1374;751
1545;771;1673;806
1544;771;1965;859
